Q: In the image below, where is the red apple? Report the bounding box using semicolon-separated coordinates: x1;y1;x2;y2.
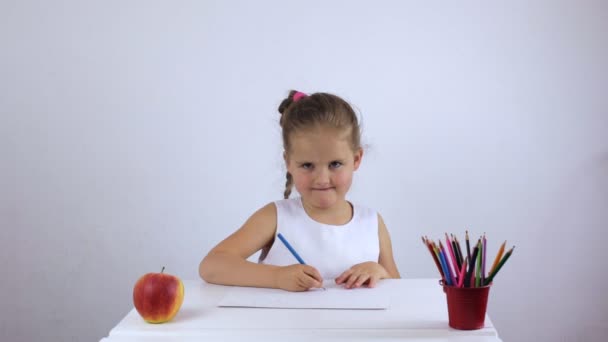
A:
133;267;184;323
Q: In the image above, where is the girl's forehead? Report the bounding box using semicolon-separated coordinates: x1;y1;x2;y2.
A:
291;126;350;143
288;127;354;157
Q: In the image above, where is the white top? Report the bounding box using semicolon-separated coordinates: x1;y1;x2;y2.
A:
259;197;380;280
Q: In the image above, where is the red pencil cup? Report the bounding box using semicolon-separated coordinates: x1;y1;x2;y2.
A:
441;281;491;330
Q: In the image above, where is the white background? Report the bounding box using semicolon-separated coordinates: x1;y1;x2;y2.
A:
2;1;607;341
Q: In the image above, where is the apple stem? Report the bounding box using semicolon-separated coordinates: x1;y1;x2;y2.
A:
161;266;165;274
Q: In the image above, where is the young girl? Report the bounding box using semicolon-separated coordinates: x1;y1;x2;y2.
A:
199;90;400;292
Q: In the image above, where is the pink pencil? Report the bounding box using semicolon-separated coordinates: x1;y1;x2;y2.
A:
457;256;468;287
445;233;459;283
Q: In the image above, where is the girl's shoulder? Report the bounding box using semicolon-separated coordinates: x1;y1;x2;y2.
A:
251;198;302;222
248;201;278;223
350;202;388;230
273;197;304;214
273;197;300;206
350;201;379;218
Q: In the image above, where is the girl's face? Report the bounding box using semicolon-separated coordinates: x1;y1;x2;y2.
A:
285;127;362;211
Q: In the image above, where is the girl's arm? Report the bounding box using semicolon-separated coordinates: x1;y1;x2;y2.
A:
199;203;279;287
199;203;323;290
378;214;401;278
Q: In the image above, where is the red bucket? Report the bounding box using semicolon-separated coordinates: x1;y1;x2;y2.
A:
442;282;491;330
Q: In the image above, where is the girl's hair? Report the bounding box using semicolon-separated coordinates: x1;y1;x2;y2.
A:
278;90;361;199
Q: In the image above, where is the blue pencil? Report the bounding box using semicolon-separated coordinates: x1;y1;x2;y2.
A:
277;233;306;264
438;250;453;286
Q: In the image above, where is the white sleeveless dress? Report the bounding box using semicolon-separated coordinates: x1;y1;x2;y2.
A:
259;197;380;280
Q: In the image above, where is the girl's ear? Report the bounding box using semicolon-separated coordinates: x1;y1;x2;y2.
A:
353;148;363;171
283;150;289;167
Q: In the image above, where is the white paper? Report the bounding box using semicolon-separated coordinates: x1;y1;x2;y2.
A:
217;283;389;310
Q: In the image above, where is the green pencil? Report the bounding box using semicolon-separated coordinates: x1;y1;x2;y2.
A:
484;246;515;285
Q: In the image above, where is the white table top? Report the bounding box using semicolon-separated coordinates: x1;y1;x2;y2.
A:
102;278;502;342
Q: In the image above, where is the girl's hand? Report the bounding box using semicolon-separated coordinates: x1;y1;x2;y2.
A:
274;264;324;292
335;262;389;289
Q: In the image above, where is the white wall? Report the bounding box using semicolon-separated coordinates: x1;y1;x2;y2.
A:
2;1;607;341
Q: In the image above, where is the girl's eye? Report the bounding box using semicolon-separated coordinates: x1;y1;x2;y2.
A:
329;161;343;169
301;163;313;169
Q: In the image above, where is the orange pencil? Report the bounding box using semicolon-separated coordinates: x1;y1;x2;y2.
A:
489;240;507;275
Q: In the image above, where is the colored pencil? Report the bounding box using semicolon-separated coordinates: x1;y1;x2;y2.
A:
464;244;479;288
433;242;447;282
465;230;471;262
438;249;453;286
457;256;468;287
454;235;464;271
439;241;457;286
450;234;460;271
482;233;487;283
475;240;482;287
490;240;506;275
422;236;444;280
277;233;306;264
445;234;458;282
432;243;444;277
484;246;515;285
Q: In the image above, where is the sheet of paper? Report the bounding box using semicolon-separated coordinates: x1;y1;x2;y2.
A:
217;282;389;309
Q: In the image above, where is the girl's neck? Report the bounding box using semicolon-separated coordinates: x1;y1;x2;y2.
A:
300;198;353;226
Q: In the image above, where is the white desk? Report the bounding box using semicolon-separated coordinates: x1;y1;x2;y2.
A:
101;279;502;342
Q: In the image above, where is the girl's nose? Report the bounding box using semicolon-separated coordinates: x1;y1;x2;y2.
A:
314;168;330;185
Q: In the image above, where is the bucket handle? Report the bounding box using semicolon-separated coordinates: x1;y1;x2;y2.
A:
439;279;447;293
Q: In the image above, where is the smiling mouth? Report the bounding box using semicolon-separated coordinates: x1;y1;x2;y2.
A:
313;188;334;191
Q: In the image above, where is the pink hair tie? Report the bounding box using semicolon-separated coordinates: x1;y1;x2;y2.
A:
293;91;307;102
